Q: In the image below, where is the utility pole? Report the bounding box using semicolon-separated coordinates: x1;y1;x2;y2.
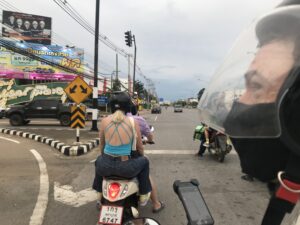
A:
133;35;137;93
116;53;119;80
111;71;113;91
128;55;131;94
91;0;100;132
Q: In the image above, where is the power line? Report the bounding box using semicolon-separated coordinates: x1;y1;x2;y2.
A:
0;0;156;95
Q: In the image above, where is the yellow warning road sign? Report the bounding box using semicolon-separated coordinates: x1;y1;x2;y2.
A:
64;76;92;104
71;105;86;128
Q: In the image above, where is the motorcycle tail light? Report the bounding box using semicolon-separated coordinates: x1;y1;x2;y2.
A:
108;182;121;199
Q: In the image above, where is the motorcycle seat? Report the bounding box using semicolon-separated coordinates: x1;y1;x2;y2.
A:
104;175;136;181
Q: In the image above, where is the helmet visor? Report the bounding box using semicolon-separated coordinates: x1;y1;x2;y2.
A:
198;5;300;138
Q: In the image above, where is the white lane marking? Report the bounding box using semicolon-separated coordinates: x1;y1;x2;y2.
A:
295;214;300;225
54;182;97;207
29;149;49;225
0;135;20;144
144;149;237;155
89;150;237;156
154;115;158;121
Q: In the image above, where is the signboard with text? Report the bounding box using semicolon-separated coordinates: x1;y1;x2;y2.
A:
0;43;85;80
0;79;67;107
2;10;52;45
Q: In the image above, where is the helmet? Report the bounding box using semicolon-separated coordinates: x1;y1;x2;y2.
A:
109;91;131;113
198;4;300;153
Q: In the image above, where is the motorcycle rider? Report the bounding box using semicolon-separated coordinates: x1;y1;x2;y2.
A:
128;102;154;144
198;1;300;224
194;123;211;157
92;92;152;207
127;102;165;213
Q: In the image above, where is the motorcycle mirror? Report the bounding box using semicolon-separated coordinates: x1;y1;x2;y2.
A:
123;217;160;225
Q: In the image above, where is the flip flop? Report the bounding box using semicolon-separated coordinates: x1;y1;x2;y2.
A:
152;201;165;213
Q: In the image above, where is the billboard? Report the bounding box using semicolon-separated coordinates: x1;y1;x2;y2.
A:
2;10;52;45
0;42;85;80
0;79;67;107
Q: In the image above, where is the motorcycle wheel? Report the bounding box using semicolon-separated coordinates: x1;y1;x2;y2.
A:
217;151;225;163
215;135;227;163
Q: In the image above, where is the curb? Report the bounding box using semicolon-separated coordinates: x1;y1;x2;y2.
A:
0;128;100;156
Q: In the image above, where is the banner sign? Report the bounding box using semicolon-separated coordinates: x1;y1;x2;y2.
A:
2;10;52;45
0;43;84;79
0;79;67;107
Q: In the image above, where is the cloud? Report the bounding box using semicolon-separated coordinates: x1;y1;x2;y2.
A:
9;0;281;101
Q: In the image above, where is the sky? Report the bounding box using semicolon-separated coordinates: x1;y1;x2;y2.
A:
1;0;281;101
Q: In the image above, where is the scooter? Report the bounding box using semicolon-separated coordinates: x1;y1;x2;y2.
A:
98;176;140;225
206;129;232;163
98;127;155;225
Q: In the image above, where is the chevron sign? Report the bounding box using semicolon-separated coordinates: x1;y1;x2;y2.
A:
71;105;86;128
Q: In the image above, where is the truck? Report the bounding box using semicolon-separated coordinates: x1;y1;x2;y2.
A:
6;99;71;126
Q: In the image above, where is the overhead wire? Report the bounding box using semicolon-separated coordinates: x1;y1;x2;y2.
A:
53;0;156;95
0;0;106;78
0;0;156;95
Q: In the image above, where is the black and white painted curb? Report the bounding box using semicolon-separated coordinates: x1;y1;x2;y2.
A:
0;128;100;156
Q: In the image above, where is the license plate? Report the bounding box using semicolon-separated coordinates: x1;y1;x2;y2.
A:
98;205;124;225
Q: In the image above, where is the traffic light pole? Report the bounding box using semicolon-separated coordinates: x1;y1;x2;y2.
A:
91;0;100;132
133;35;137;93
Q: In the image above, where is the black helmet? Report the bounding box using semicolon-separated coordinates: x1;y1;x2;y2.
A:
109;91;131;113
198;4;300;154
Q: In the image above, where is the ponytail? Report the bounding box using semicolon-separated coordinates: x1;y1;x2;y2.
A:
112;110;125;123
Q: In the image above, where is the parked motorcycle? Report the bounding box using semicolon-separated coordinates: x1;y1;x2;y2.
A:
206;129;232;163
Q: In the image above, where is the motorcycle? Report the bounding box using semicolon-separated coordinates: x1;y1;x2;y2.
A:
206;129;232;163
98;126;155;225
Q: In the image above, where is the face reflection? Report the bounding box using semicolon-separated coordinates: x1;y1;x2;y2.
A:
239;40;295;105
9;16;14;24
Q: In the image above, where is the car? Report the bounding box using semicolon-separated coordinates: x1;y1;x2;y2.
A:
0;107;6;119
6;99;71;126
174;104;183;113
151;105;162;114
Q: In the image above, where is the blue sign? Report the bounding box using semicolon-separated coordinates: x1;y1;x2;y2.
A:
98;96;108;105
159;98;164;102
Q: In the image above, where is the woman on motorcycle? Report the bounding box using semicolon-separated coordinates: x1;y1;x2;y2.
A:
92;91;152;206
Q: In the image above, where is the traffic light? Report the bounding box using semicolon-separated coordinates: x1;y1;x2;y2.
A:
125;31;132;47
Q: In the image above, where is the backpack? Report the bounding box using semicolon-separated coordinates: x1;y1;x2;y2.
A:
193;125;205;140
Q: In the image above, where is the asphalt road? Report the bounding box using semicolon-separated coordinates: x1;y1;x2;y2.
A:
0;107;299;225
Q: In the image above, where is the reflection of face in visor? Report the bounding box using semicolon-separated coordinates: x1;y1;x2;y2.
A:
224;38;296;137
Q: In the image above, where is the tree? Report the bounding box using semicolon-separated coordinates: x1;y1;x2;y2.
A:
134;80;145;96
112;78;121;91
